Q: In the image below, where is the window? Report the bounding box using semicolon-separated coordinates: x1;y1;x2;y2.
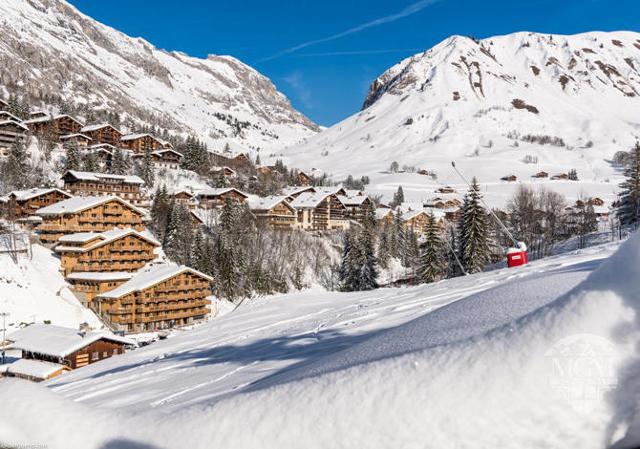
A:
112;348;118;356
91;352;99;361
102;351;108;357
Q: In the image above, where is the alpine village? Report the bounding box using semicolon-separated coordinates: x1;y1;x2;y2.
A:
0;92;628;383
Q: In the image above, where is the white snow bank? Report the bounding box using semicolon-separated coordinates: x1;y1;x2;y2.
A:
1;236;640;448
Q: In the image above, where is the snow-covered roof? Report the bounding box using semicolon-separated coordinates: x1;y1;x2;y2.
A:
152;149;183;158
289;191;331;208
7;324;133;358
402;210;429;221
2;358;64;380
55;228;160;253
66;271;134;282
121;133;158;142
87;143;117;151
246;195;292;211
375;208;393;220
0;111;23;122
36;195;144;216
62;170;144;184
0;119;28;131
8;188;71;202
81;123;119;133
24;114;84;126
60;133;92;141
197;187;248;199
281;186;315;197
339;195;370;207
97;264;212;299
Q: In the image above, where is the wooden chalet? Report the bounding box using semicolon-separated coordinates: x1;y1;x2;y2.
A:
66;271;134;305
36;196;146;244
94;265;213;333
436;186;456;194
210;166;237;178
6;188;73;218
501;175;518;182
290;192;349;231
401;210;430;234
60;133;92;148
55;228;160;276
339;194;372;224
0;119;28;149
197;188;248;209
210;151;252;170
80;123;122;147
121;133;165;154
589;197;605;207
5;324;132;379
24;114;84;140
375;207;394;226
62;170;145;205
132;149;183;170
29;110;48;119
282;185;316;201
89;147;115;171
0;111;23;122
298;171;312;186
533;171;549;178
247;195;297;230
551;173;569;180
172;190;198;209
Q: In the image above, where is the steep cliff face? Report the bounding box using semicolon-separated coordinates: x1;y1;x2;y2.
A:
0;0;318;151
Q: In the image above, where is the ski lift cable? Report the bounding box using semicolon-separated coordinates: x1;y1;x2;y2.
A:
450;161;521;248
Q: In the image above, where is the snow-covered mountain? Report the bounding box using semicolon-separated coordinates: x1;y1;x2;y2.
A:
279;31;640;206
0;0;318;151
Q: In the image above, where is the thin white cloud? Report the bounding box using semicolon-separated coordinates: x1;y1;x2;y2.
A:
297;48;425;57
259;0;442;62
283;71;313;109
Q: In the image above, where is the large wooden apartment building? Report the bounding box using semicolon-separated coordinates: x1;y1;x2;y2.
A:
132;149;183;170
197;187;248;209
94;265;213;333
0;119;28;150
55;228;160;276
80;123;122;147
247;195;297;230
24;114;85;140
289;191;349;231
62;170;145;205
36;196;146;244
121;133;165;153
339;193;373;224
66;271;134;305
5;188;72;218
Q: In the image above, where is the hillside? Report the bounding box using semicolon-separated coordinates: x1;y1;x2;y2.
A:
4;237;640;448
278;31;640;207
0;0;318;152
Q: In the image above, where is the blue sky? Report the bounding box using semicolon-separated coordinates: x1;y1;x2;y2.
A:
68;0;640;126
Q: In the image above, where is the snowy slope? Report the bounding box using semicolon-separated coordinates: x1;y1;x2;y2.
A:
0;0;318;152
0;245;102;332
279;31;640;207
4;236;640;448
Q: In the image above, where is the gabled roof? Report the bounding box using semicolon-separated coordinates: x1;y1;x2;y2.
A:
290;191;332;208
246;195;293;212
24;114;84;126
66;271;134;282
152;149;183;158
87;143;117;151
339;194;370;207
36;195;144;216
55;228;160;253
0;111;23;122
0;119;28;131
402;209;429;221
60;133;92;141
281;186;315;197
197;187;248;199
97;264;212;299
314;186;347;196
62;170;144;185
121;133;160;142
2;358;64;380
375;208;394;220
81;123;120;133
8;188;72;202
7;324;133;358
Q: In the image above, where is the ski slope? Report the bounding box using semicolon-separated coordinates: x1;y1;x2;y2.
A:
5;235;640;448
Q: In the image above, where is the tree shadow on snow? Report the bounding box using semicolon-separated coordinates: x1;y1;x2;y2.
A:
100;439;162;449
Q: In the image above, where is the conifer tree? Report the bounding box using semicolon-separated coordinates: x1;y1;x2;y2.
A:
164;202;192;265
150;185;171;241
377;224;392;269
137;148;155;187
82;152;99;172
111;147;129;175
255;154;261;166
458;177;490;274
391;186;405;208
64;144;81;171
617;142;640;227
419;213;444;283
214;199;247;301
1;138;31;190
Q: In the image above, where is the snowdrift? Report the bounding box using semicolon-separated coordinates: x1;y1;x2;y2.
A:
2;236;640;448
